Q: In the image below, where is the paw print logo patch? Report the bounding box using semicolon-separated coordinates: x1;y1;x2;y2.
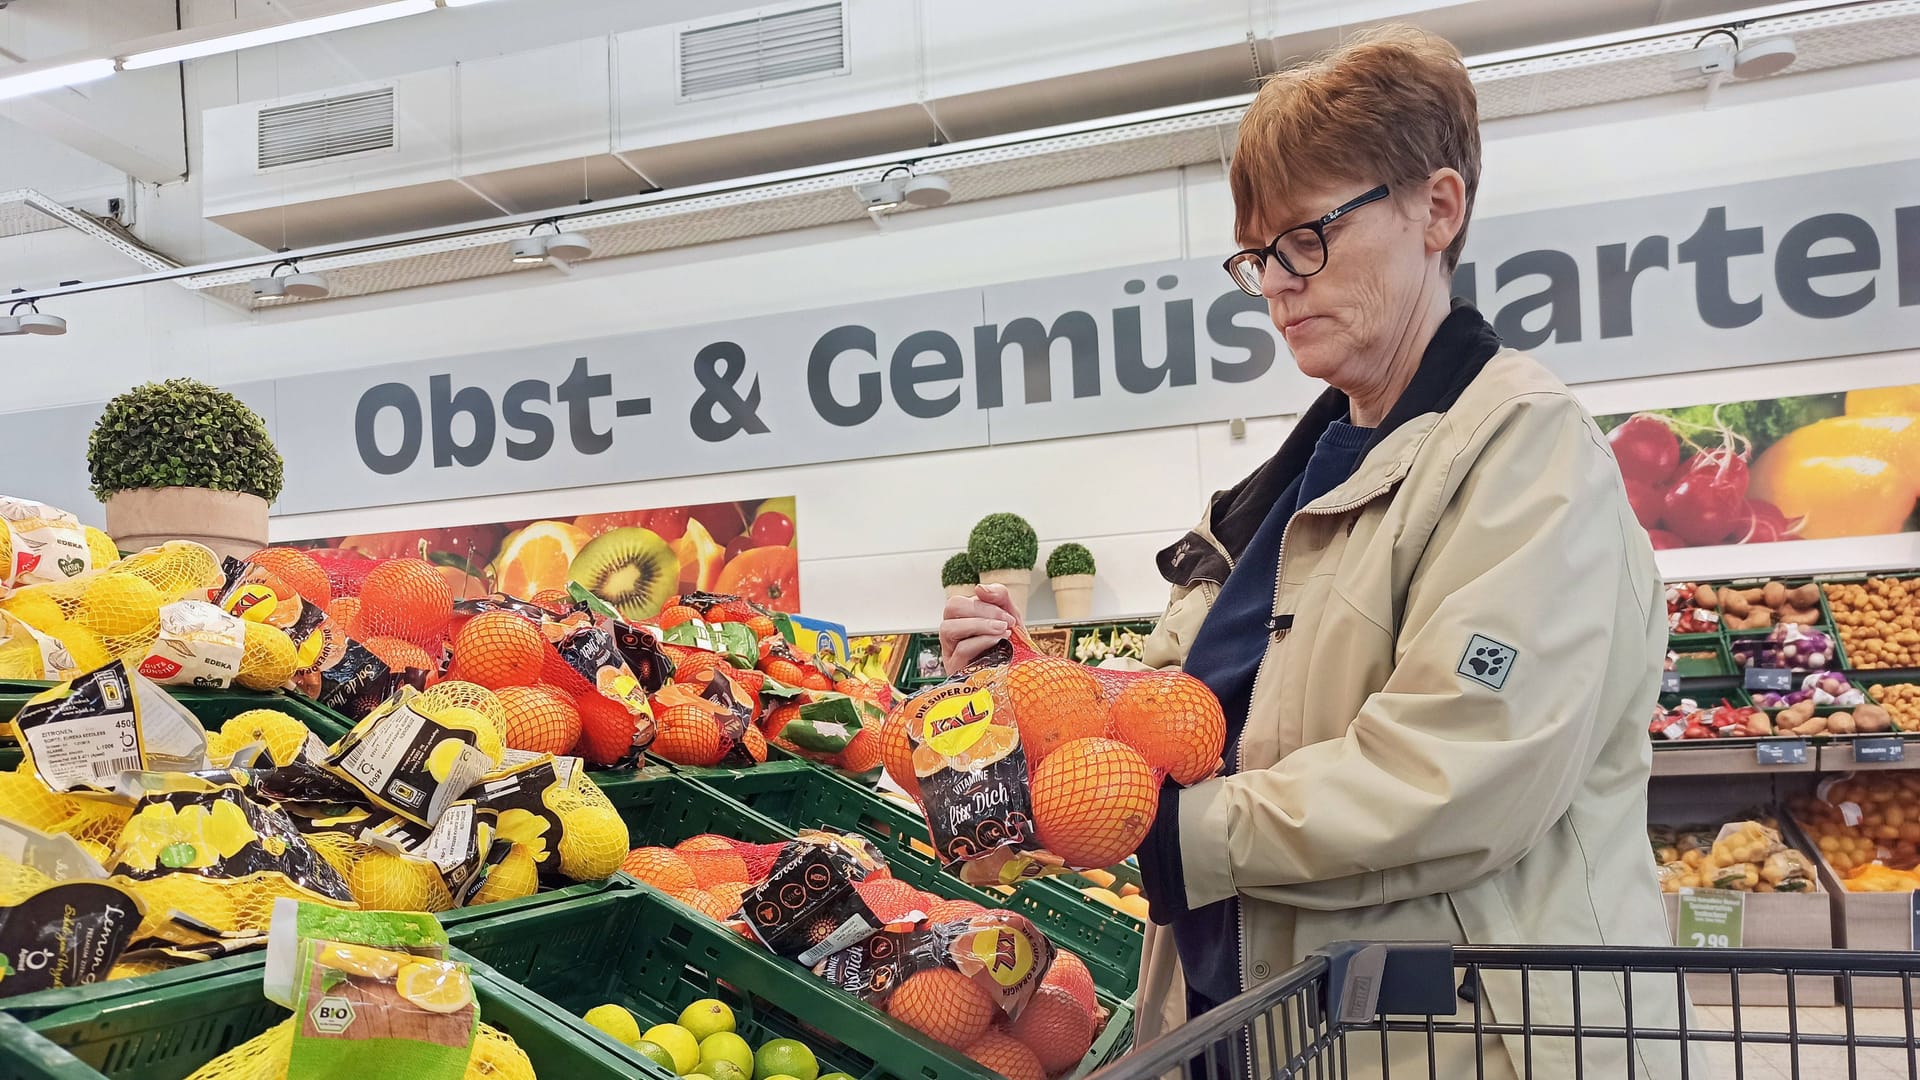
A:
1457;634;1517;691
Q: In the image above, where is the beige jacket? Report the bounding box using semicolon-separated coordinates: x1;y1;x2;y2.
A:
1133;341;1691;1077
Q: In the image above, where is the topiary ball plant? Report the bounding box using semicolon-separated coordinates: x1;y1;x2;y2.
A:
941;552;979;588
967;512;1038;573
1045;542;1095;579
88;379;284;503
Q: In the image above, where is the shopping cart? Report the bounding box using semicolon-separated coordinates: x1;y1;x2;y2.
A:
1091;943;1920;1080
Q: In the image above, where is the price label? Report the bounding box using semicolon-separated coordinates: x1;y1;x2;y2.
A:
1755;739;1809;766
1677;888;1745;949
1744;667;1794;692
1855;737;1906;764
1660;671;1682;695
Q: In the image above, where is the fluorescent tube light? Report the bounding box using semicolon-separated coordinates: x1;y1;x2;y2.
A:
121;0;438;70
0;59;117;102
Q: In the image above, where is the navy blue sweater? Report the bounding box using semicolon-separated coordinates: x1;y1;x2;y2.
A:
1137;418;1371;1009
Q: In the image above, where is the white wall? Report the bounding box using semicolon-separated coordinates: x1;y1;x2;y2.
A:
3;61;1920;632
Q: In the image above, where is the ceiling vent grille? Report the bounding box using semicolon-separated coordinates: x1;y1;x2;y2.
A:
677;2;847;101
256;86;397;171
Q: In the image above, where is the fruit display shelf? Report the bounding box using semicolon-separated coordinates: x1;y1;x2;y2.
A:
705;762;1145;1000
1;949;640;1080
446;886;1134;1080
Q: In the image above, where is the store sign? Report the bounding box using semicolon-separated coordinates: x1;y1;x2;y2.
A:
4;161;1918;517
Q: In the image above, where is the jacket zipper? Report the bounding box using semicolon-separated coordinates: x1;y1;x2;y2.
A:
1232;476;1402;1080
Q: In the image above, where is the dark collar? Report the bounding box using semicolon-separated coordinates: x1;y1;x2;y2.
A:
1157;299;1502;587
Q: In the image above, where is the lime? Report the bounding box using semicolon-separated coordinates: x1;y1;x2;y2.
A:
679;998;736;1041
817;1074;856;1080
754;1039;819;1080
643;1024;702;1075
700;1032;754;1077
633;1040;678;1073
685;1074;716;1080
705;1061;750;1080
584;1003;640;1045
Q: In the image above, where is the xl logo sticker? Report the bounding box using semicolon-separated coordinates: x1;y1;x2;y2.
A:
1457;635;1518;691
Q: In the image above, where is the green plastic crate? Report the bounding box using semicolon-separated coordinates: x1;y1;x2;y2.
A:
706;764;1144;999
0;683;354;745
1;954;643;1080
445;885;1130;1080
0;876;634;1024
1665;632;1733;677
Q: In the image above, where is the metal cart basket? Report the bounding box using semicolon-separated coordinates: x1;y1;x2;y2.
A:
1092;943;1920;1080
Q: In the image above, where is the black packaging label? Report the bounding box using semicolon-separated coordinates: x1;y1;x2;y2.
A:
743;844;883;965
0;881;143;997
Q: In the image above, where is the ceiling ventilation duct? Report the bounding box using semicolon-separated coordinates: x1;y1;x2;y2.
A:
675;1;848;101
256;86;398;172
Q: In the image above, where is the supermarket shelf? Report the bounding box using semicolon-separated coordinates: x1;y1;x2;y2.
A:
1650;741;1818;777
1651;735;1920;776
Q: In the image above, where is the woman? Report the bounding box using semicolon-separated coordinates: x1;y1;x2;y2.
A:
943;27;1689;1078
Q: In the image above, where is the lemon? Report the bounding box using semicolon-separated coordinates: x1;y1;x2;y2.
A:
425;739;468;784
641;1023;701;1075
315;942;405;979
436;705;504;765
680;999;736;1041
754;1040;819;1080
395;958;473;1013
348;848;441;910
632;1040;679;1074
221;709;309;766
74;574;162;639
583;1003;642;1046
705;1062;749;1080
552;783;628;882
472;843;539;905
698;1032;753;1078
118;541;223;603
470;1024;538;1080
1;591;66;632
0;770;74;831
84;527;118;570
236;622;299;691
52;623;113;672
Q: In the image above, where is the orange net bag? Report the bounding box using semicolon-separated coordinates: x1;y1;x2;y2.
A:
355;558;452;649
308;550;382;599
892;629;1224;884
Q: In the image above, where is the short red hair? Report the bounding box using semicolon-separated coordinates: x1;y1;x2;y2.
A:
1230;25;1481;269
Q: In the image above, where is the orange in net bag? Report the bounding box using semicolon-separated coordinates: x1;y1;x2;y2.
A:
895;630;1224;885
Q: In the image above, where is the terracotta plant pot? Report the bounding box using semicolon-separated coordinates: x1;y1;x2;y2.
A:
104;488;269;561
944;583;977;601
978;567;1033;620
1050;573;1095;621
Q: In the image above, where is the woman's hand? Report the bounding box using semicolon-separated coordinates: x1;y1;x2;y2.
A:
940;585;1021;675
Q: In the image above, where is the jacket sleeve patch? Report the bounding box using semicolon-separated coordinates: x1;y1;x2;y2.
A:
1456;634;1518;690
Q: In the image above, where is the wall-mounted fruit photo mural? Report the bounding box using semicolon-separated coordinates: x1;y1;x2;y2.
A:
288;497;800;619
1596;382;1920;549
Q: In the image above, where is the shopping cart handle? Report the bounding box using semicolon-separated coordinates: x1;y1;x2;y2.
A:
1313;941;1458;1025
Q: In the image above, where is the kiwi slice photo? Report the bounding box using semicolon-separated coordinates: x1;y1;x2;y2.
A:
568;527;680;622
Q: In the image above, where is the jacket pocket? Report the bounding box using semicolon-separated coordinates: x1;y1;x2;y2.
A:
1144;581;1217;670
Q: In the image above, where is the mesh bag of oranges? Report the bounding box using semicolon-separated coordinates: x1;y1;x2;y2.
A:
890;630;1225;885
0;539;226;677
813;910;1058;1053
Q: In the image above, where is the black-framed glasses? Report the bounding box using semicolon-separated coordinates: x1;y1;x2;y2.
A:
1223;184;1391;295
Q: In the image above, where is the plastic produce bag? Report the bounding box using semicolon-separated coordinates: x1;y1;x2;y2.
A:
0;817;145;996
814;910;1058;1023
0;496;96;588
892;632;1224;884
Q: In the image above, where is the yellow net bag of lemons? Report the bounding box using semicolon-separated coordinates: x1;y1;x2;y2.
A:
0;540;225;677
107;772;355;945
181;1018;536;1080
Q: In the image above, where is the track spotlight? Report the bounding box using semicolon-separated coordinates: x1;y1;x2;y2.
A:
0;300;66;336
510;224;593;265
855;165;952;215
250;261;330;301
